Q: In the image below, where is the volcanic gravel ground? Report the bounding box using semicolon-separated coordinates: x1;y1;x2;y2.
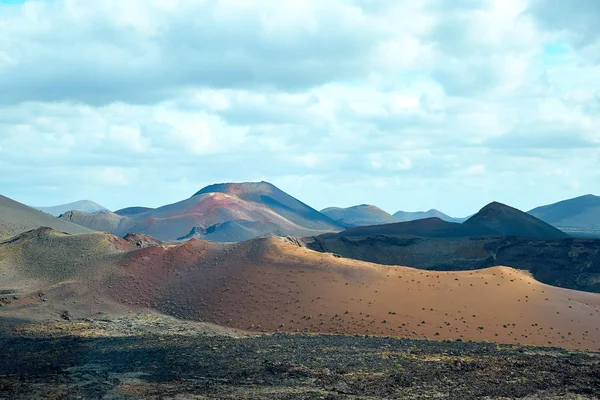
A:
0;323;598;399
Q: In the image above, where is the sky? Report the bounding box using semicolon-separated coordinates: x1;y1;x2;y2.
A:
0;0;599;217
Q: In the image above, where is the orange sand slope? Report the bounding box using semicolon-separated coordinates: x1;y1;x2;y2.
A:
109;237;600;351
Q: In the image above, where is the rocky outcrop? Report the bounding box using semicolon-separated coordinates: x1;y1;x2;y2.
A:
123;233;162;248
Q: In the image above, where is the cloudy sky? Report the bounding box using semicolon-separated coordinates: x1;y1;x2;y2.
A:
0;0;599;216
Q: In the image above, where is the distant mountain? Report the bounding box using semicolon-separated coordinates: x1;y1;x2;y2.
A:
61;182;343;241
528;195;600;238
192;182;341;232
319;201;568;241
465;202;569;239
114;207;154;216
35;200;108;217
306;203;592;292
393;209;466;223
321;205;398;227
320;205;470;228
0;194;92;240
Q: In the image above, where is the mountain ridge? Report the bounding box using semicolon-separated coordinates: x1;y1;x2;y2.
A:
528;194;600;237
35;200;108;217
322;201;568;240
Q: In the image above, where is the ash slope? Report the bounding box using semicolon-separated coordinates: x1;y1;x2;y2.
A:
60;181;343;241
0;195;92;240
3;228;598;351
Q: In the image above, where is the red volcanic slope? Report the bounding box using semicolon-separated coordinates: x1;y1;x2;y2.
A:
105;237;600;351
2;228;599;351
192;182;341;230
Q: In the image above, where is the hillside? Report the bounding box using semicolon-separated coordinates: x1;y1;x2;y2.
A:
62;182;343;241
110;237;600;350
529;194;600;237
35;200;108;217
465;202;569;239
1;228;599;351
0;194;92;240
321;204;398;227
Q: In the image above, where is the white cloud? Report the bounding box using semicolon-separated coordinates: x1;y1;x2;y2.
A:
462;164;486;176
96;167;134;186
0;0;599;216
369;153;413;171
109;125;150;152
